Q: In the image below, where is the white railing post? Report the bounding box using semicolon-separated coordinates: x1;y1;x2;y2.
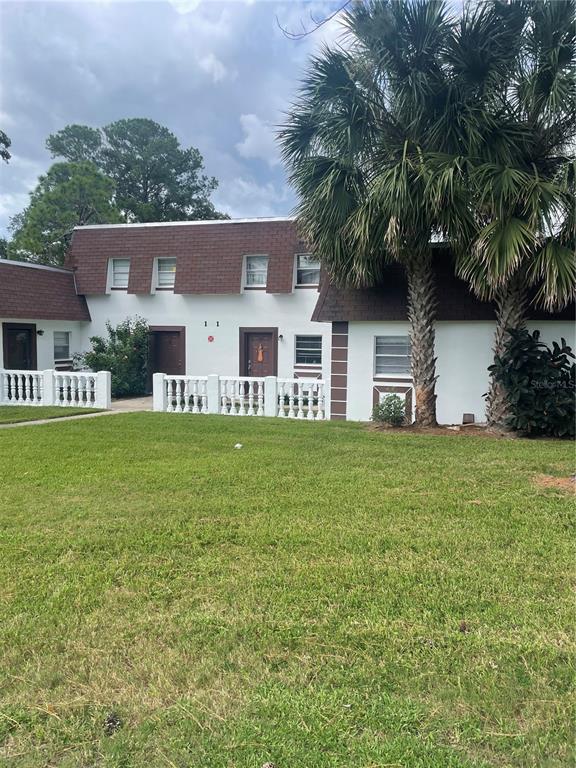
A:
0;371;5;404
95;370;111;409
207;374;220;414
153;372;167;412
43;370;54;406
264;376;278;418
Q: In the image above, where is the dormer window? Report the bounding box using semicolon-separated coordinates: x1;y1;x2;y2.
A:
156;257;176;289
111;258;130;289
245;255;268;288
296;253;320;286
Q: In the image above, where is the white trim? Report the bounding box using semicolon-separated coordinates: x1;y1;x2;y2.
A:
74;216;295;231
0;258;74;274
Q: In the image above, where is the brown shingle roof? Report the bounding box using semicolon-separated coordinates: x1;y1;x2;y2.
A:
312;251;575;322
67;218;306;295
0;260;91;321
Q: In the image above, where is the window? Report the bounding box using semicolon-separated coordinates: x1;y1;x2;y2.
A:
156;257;176;288
374;336;411;375
54;331;70;361
245;255;268;287
111;258;130;289
296;253;320;286
295;335;322;365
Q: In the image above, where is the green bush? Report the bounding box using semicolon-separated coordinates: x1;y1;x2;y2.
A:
489;328;575;438
77;317;149;398
371;394;406;426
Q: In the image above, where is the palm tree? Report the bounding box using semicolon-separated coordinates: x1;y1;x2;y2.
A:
279;0;526;427
454;0;576;428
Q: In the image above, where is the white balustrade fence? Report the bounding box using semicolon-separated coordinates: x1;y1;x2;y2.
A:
0;369;111;409
154;373;326;421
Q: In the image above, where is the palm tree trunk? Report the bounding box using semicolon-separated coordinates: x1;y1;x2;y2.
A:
486;272;528;429
406;251;438;427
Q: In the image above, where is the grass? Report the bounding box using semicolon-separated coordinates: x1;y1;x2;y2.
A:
0;414;573;767
0;406;102;425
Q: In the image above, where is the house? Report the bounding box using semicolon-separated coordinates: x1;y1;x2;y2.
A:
1;217;573;423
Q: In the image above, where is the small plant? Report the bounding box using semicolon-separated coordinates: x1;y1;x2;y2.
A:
76;317;149;398
371;394;406;427
489;329;575;438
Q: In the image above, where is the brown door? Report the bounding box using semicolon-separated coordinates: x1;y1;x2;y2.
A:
242;330;277;377
3;323;37;370
148;328;185;382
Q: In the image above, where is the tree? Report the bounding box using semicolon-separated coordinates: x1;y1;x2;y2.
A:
47;118;227;222
453;0;576;428
46;124;102;163
0;130;11;162
279;0;520;426
9;162;122;266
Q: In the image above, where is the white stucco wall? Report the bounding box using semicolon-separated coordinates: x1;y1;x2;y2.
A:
0;318;88;370
81;289;332;380
346;320;576;424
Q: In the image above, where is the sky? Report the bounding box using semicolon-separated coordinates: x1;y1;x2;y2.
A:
0;0;344;236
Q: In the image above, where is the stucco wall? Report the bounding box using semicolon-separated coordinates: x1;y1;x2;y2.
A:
0;318;88;370
346;320;576;424
81;289;332;380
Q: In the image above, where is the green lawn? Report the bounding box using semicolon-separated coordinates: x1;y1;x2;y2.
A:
0;406;102;424
0;414;573;767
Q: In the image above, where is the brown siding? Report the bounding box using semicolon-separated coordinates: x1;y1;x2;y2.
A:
0;261;90;321
67;219;307;296
330;321;348;421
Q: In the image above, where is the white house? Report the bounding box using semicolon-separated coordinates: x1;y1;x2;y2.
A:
0;216;573;423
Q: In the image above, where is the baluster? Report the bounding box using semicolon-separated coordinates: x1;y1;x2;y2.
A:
166;378;174;412
232;380;240;415
30;374;38;404
183;379;191;413
220;379;228;414
287;383;295;418
307;383;315;420
245;381;253;416
256;380;264;416
201;380;208;413
296;382;305;419
316;383;325;420
277;381;285;417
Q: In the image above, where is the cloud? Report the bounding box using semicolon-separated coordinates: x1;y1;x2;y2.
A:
236;114;279;167
213;175;292;219
0;0;349;235
197;52;231;83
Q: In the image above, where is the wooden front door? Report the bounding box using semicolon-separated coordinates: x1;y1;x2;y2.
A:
241;329;277;377
148;327;185;383
3;323;37;370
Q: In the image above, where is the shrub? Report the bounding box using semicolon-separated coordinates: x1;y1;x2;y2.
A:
372;394;406;426
77;317;149;398
489;329;575;438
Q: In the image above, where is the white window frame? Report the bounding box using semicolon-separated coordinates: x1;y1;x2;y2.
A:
244;254;269;288
295;335;323;366
374;335;412;378
110;258;130;290
53;330;71;361
156;257;177;289
295;253;320;287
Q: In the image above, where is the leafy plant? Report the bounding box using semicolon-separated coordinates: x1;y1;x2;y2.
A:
372;394;406;427
77;317;149;398
488;329;575;438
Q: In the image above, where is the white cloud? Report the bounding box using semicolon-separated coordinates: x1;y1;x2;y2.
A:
198;52;231;83
213;175;291;219
236;113;279;167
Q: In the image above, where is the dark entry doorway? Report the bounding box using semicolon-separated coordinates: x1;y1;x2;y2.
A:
3;323;37;370
148;326;186;388
239;327;278;377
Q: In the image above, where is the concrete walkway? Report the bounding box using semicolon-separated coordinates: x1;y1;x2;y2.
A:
0;397;154;430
